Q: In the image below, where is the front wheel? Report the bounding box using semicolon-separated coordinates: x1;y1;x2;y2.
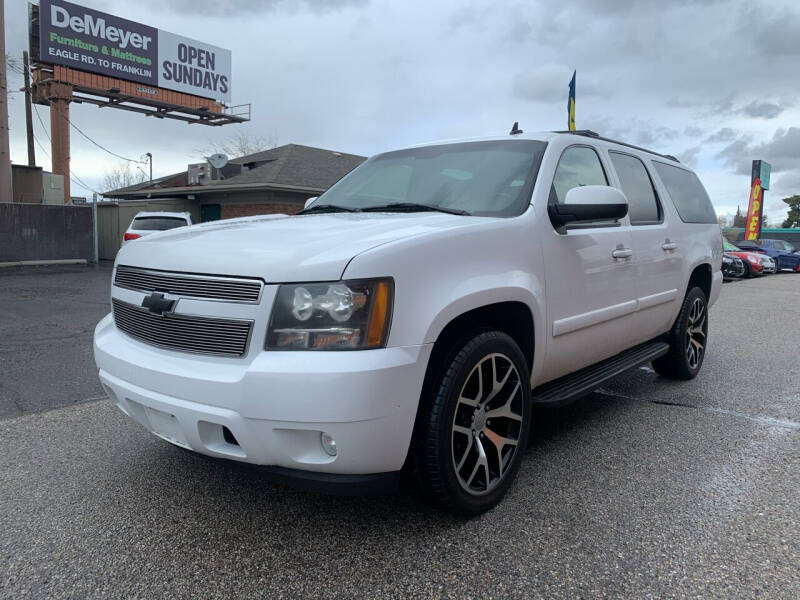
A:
652;287;708;380
415;331;531;515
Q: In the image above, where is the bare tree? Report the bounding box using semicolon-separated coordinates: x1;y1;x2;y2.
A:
103;162;148;192
195;129;278;160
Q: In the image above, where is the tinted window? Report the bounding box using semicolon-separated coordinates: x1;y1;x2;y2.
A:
653;162;717;224
131;217;188;231
551;146;608;204
609;152;660;224
316;140;547;217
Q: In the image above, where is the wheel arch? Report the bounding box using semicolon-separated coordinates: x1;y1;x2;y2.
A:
427;300;536;375
687;262;712;300
405;299;537;480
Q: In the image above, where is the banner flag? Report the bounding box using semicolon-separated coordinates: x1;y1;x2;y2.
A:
568;71;576;131
744;176;762;240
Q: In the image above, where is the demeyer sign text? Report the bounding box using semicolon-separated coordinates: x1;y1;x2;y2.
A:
39;0;232;102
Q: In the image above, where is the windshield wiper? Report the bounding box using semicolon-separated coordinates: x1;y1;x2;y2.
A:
360;203;471;216
297;204;361;215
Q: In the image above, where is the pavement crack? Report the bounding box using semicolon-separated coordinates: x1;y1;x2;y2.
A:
594;388;800;431
647;399;698;409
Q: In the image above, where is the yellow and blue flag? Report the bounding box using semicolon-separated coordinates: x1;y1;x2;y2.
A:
568;71;576;131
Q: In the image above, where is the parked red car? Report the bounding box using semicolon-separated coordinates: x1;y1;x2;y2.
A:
723;239;766;277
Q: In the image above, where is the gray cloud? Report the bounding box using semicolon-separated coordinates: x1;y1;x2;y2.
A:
677;146;701;169
684;126;705;138
705;127;738;144
717;128;800;174
142;0;368;15
560;0;722;15
745;7;800;57
772;171;800;196
512;67;606;104
741;101;784;119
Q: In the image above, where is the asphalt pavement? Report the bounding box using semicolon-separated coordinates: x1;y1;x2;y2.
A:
0;263;112;418
0;266;798;599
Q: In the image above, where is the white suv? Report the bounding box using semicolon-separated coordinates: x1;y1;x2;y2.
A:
94;130;722;514
123;211;192;243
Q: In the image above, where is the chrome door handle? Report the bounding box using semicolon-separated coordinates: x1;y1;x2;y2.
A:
662;242;678;251
612;248;633;259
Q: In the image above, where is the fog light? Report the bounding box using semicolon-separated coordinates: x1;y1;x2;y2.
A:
320;432;338;456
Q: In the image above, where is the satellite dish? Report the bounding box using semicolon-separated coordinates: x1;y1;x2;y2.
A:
208;153;229;169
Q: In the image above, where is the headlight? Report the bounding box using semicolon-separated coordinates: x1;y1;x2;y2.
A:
748;255;758;263
267;278;393;350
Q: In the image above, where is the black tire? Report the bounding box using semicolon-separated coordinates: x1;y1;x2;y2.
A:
652;286;708;380
741;261;752;278
414;331;531;515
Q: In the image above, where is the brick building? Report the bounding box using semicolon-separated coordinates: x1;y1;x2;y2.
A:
103;143;366;222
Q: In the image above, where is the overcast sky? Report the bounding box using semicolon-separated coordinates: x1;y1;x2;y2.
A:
5;0;800;224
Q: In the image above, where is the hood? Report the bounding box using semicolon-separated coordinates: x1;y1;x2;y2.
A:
115;212;496;282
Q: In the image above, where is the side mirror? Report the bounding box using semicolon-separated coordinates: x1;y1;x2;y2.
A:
548;185;628;229
304;197;318;209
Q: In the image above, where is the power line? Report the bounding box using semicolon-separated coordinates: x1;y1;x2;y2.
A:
23;62;147;165
32;107;101;195
68;119;147;165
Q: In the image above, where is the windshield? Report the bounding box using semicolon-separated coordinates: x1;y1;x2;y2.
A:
722;239;740;252
313;140;547;217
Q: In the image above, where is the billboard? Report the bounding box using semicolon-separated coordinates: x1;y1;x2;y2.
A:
38;0;231;102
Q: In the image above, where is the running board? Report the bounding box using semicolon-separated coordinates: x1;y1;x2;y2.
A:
531;340;669;406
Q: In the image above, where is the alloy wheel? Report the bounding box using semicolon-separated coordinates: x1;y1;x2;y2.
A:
451;353;525;496
685;297;706;370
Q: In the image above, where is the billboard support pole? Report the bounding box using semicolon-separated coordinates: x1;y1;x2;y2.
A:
0;0;13;203
41;82;73;204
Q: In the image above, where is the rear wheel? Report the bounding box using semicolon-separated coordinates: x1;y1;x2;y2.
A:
415;331;531;515
652;287;708;380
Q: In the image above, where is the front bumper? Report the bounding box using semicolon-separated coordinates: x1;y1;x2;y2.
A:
95;314;432;477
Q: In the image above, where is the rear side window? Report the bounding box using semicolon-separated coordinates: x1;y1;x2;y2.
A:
131;217;188;231
550;146;608;204
609;152;661;224
653;162;717;224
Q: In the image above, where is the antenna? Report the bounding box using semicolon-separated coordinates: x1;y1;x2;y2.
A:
509;121;523;135
207;153;229;169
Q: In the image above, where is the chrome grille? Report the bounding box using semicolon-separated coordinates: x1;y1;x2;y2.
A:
112;299;253;357
114;265;262;303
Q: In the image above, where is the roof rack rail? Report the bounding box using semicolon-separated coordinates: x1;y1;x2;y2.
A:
553;129;599;137
551;130;680;163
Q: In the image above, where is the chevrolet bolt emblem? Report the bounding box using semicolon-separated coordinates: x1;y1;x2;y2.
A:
141;292;176;316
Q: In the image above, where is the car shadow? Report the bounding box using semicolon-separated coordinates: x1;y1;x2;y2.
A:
109;383;644;539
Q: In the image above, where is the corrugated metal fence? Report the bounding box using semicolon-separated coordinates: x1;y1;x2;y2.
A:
0;203;93;262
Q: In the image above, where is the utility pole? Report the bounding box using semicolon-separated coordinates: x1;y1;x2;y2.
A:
145;152;152;181
92;192;99;263
23;51;35;167
0;0;13;202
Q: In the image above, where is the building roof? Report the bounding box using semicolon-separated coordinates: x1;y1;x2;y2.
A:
104;143;366;199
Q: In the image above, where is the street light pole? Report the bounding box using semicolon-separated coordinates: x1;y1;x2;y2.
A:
145;152;152;181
